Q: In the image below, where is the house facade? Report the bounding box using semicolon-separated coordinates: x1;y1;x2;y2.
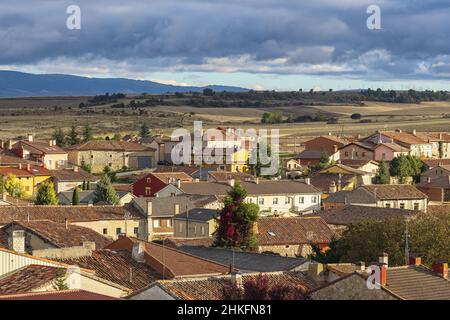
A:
132;172;193;197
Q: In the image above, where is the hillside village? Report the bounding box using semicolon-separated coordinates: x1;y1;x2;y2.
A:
0;126;448;300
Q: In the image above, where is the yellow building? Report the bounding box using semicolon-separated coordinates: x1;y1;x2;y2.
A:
0;164;52;198
192;147;249;173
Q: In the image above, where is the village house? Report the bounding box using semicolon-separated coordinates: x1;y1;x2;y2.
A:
284;158;305;178
420;164;450;182
422;158;450;170
173;179;322;215
132;172;193;197
0;193;33;206
0;248;129;298
57;189;134;206
67;140;156;173
294;150;324;167
303;135;351;155
8;134;68;170
0;205;145;240
0;164;52;198
173;208;219;238
0;148;33;167
337;142;375;161
255;216;334;257
0;220;111;259
312;205;417;234
336;159;380;175
416;176;450;202
131;195;219;240
414;132;450;159
51;167;99;193
311;253;450;300
128;271;318;300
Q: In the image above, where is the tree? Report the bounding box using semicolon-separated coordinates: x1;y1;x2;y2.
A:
72;187;80;205
52;128;66;147
247;143;278;177
222;274;309;300
93;175;119;205
314;151;333;171
82;124;94;142
34;181;58;205
81;163;92;173
140;120;150;138
439;141;444;159
373;160;390;184
67;124;80;146
203;88;214;96
3;174;25;198
389;155;412;184
81;180;86;191
86;180;91;191
215;183;259;249
103;165;117;182
52;271;69;291
310;237;342;263
112;133;121;141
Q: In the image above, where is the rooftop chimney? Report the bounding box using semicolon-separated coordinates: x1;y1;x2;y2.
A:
379;264;387;287
378;252;388;268
147;201;153;216
2;193;7;202
132;242;146;263
305;177;311;185
230;272;243;290
49;140;53;147
255;177;259;185
176;179;181;189
329;181;337;194
332;145;338;154
412;129;417;136
432;260;448;279
8;230;26;253
308;262;324;279
26;164;31;171
27;133;33;142
228;179;235;187
439;133;443;140
73;166;79;172
356;261;365;271
408;253;421;266
427;177;431;183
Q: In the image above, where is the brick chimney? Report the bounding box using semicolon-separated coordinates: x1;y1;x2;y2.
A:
432;260;448;279
379;264;387;287
8;230;26;253
408;253;421;266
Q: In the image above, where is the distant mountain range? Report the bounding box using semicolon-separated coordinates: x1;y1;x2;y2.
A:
0;71;248;97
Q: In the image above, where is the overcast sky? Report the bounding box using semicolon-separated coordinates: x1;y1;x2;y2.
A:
1;0;450;90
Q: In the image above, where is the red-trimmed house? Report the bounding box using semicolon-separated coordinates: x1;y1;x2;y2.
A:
132;172;193;197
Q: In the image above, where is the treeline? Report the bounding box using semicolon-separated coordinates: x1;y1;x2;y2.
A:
361;88;450;103
261;111;332;124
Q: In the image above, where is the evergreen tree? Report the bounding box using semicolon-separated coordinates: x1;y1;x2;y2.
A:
215;183;259;249
34;181;58;205
52;271;69;291
67;124;80;146
373;160;390;184
140;120;150;138
86;180;91;190
72;187;80;205
93;175;119;205
81;180;86;191
82;124;94;142
52;128;66;147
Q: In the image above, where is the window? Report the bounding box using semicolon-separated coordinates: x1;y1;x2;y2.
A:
258;198;264;205
167;219;173;227
145;187;151;195
153;219;160;228
247;198;253;203
134;227;139;235
146;178;151;183
103;228;108;235
385;203;391;208
362;152;366;157
344;152;349;157
273;198;278;205
312;196;317;203
193;226;197;235
91;155;94;159
178;223;183;233
413;203;419;210
355;152;358;156
382;153;386;160
200;226;205;235
285;197;291;204
399;203;405;209
116;228;122;235
299;197;304;204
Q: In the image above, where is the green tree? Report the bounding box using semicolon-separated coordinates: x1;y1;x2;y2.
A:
72;187;80;205
406;155;424;182
67;124;80;146
202;88;214;96
81;163;92;173
52;128;66;147
140;120;150;138
439;141;444;159
82;124;94;142
103;165;117;182
389;155;412;184
81;180;86;191
86;180;91;191
214;183;259;249
112;133;121;141
93;175;119;205
373;160;390;184
34;181;58;205
52;271;69;291
3;174;25;198
310;237;342;263
314;151;333;171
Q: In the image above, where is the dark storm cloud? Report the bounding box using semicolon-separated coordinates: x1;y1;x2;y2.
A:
0;0;449;80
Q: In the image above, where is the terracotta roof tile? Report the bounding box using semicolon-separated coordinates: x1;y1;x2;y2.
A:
51;168;98;182
361;185;427;200
312;205;417;226
0;205;143;225
68;140;154;152
257;217;334;245
18;140;67;154
0;265;64;294
57;249;161;291
2;220;112;249
156;271;319;300
208;171;254;182
0;289;120;300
